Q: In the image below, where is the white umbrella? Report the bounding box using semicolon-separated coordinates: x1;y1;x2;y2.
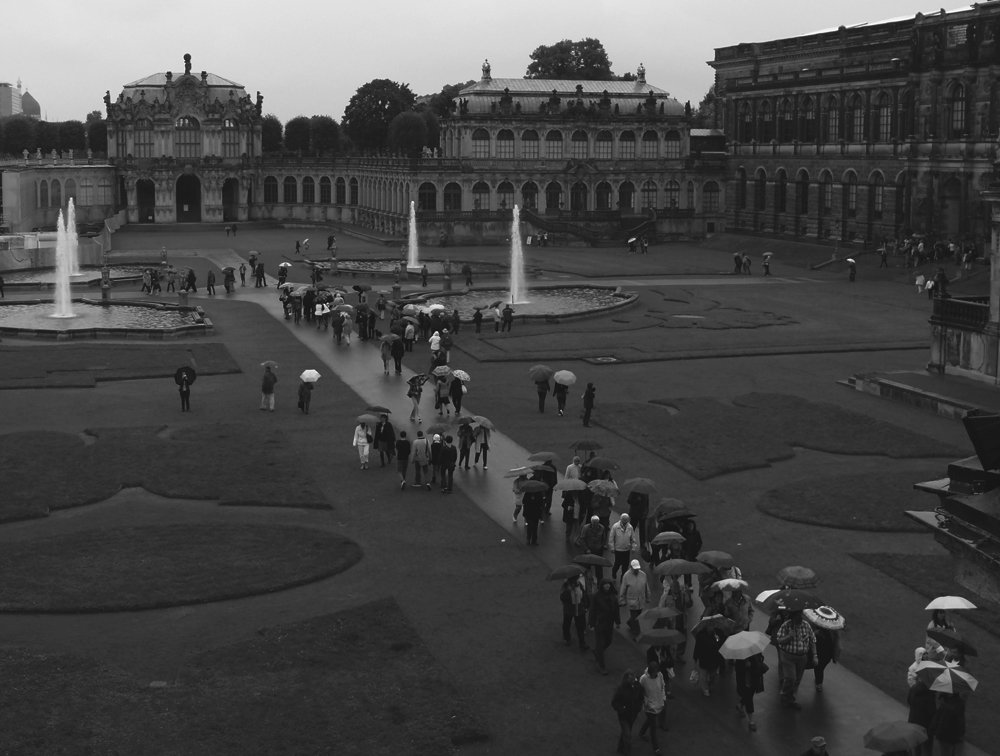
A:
553;478;588;491
755;589;780;604
846;258;856;264
925;596;977;611
712;578;749;592
299;369;321;383
553;370;577;386
720;630;770;660
278;262;293;268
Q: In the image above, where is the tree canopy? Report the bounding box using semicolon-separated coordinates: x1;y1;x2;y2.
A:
0;116;90;157
87;119;107;154
387;112;428;157
526;38;616;80
692;85;717;128
342;79;415;152
283;116;311;152
261;114;283;153
425;80;477;118
310;116;340;155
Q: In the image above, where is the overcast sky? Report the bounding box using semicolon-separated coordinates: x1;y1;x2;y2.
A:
7;0;944;123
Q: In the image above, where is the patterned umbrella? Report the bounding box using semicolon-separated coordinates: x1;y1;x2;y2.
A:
527;365;554;382
804;606;845;630
777;565;819;589
920;666;978;695
432;365;452;377
696;551;735;569
760;589;823;613
690;614;736;636
451;369;471;381
712;578;749;593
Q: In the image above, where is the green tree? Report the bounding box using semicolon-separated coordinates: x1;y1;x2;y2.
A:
526;38;615;80
342;79;415;152
421;109;439;151
59;120;87;152
85;110;103;125
36;121;59;153
87;119;108;154
692;85;717;128
0;116;36;155
284;116;311;152
427;80;476;117
387;111;427;157
261;114;283;153
309;115;340;155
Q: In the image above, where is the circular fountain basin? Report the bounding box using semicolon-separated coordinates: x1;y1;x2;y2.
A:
0;299;211;339
335;259;508;277
421;286;635;321
2;265;153;287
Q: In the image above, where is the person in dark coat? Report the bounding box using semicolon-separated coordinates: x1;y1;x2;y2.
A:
929;694;965;755
907;680;936;756
206;269;216;295
679;519;702;591
812;625;841;691
535;378;550;412
627;492;650;552
501;304;514;331
375;414;396;467
539;460;557;516
576;516;606;580
457;422;475;470
561;490;577;538
591;578;621;675
472;308;483;333
449;377;465;413
439;435;458;493
734;653;766;732
462;263;473;286
560;574;590;650
611;668;644;754
420;264;429;287
582;383;596;427
693;624;726;696
178;374;191;412
185;268;197;292
553;381;569;416
297;380;312;414
522;488;543;545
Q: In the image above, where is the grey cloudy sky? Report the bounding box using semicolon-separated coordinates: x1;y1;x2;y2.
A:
8;0;941;122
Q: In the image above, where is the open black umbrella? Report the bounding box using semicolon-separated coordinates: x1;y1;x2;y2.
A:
527;365;554;382
569;439;603;451
519;480;550;493
365;405;392;415
760;589;823;613
174;366;197;385
573;553;613;568
927;628;978;657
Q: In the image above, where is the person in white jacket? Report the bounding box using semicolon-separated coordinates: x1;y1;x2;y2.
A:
608;513;637;581
353;421;371;469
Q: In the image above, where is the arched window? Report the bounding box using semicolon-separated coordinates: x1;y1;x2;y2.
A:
546;130;563;159
825;97;839;142
643;130;660;159
97;178;113;205
571;130;588;160
870;173;884;220
775;170;787;213
758;101;773;142
687;181;695;209
78;178;93;206
664;130;681;159
175;116;201;159
596;181;612;210
521;129;539;159
950;83;966;138
302;176;315;204
319;176;331;204
662;180;678;209
521;181;538;210
570;181;588;212
739;102;754;142
50;179;61;208
39;180;48;207
845;172;858;217
848;95;865;142
595;130;613;159
418;182;437;211
875;94;891;142
703;181;720;213
821;171;834;212
472;128;490;159
618;180;635;210
899;90;914;140
737;169;747;210
800;97;817;142
283;176;297;203
754;169;766;211
496;129;514;159
222;118;239;157
545;181;563;210
778;99;793;143
135;118;153;158
497;181;515;209
618;131;636;159
349;177;359;205
796;170;810;215
645;180;662;210
472;181;490;210
444;182;462;211
263;176;278;203
336;177;346;204
65;179;77;206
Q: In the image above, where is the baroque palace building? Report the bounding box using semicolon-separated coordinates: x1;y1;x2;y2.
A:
710;2;1000;247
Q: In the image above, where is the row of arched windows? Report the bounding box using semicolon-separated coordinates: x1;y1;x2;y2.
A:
37;177;114;208
263;175;357;205
469;128;681;160
736;167;893;220
735;83;973;143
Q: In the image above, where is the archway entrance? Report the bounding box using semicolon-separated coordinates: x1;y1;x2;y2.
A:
940;178;961;239
176;174;202;223
222;178;239;222
136;179;155;223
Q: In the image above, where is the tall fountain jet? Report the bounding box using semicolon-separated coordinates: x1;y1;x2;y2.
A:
65;198;81;276
408;201;419;269
509;205;528;304
52;209;75;318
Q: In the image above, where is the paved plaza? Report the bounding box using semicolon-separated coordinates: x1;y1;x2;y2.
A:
0;225;993;756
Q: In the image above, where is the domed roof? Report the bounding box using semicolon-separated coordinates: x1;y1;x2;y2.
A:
20;90;40;116
116;55;249;109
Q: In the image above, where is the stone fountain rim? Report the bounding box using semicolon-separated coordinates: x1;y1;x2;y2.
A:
0;298;212;340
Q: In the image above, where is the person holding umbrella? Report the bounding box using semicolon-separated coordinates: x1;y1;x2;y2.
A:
297;370;319;414
805;606;843;691
260;364;278;412
457;421;475;471
522;480;545;545
449;374;466;413
353;418;373;469
474;420;491;469
407;375;424;423
389;335;405;375
553;370;575;416
775;610;816;709
721;631;769;731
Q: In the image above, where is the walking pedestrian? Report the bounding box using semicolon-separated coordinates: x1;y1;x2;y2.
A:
590;578;620;675
375;414;395;467
390;337;405;375
493;306;502;332
407;377;423;423
434;376;451;416
576;515;606;580
458;422;475;470
611;669;643;754
473;308;483;333
511;473;527;522
638;661;667;755
376;293;387;320
619;560;649;637
141;268;152;294
553;381;568;416
238;263;247;287
186;268;197;292
395;431;411;490
776;610;816;710
523;485;543;545
692;622;726;697
627;492;650;553
762;255;771;277
379;339;392;375
582;383;596;427
178;374;191;412
411;430;432;489
907;678;936;756
0;273;5;297
440;328;453;363
404;321;416;351
297;379;312;414
462;263;473;286
561;489;577;538
474;425;490;469
353;421;372;469
440;435;458;492
501;304;514;332
560;574;590;650
430;434;443;486
260;366;277;411
930;694;966;756
609;514;637;581
734;652;766;732
848;259;857;282
879;244;889;268
811;615;841;691
449;376;465;413
535;378;550;412
421;264;428;287
640;238;649;255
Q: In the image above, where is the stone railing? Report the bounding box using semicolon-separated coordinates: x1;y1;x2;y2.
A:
932;295;991;331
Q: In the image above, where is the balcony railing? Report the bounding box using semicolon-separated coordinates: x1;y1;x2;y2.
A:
932;295;991;331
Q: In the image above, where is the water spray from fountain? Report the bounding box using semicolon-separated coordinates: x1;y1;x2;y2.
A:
408;201;419;269
52;209;75;318
66;198;81;276
509;205;528;304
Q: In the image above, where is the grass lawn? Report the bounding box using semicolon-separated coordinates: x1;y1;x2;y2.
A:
851;553;1000;639
0;598;487;755
0;523;360;612
0;342;241;389
595;392;965;480
0;423;328;523
757;471;929;532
